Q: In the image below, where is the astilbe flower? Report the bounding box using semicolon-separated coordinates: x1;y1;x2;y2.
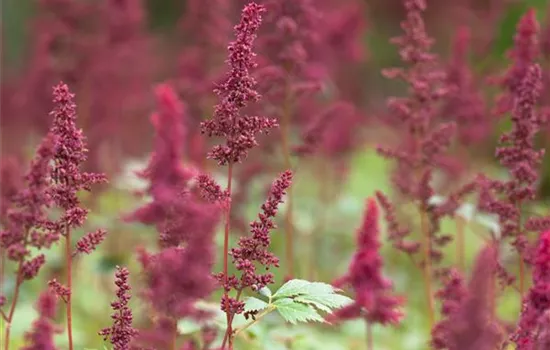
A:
512;231;550;349
478;64;545;256
46;82;107;247
200;2;277;165
141;242;217;320
442;26;490;147
2;0;155;176
493;8;540;116
128;84;220;348
330;198;404;325
431;245;503;350
317;0;368;105
21;291;60;350
177;0;233;165
99;266;138;350
0;133;58;276
128;84;209;247
376;0;467;268
218;170;292;316
0;156;22;222
84;0;156;175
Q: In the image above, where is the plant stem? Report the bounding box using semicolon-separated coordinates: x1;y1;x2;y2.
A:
3;262;23;350
233;305;276;338
366;321;373;350
171;318;178;350
223;162;234;289
419;209;435;328
456;215;466;272
519;254;525;296
221;163;234;350
281;80;294;279
65;224;74;350
517;206;525;297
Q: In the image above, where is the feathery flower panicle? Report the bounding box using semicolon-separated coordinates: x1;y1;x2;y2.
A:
177;0;233;165
442;26;489;146
432;245;502;350
376;0;462;266
0;156;22;222
197;174;230;205
140;243;216;320
48;82;107;224
542;4;550;58
330;198;404;326
200;2;277;165
99;266;138;350
494;9;540;116
479;65;545;254
21;291;60;350
219;170;292;315
128;84;219;330
128;84;219;248
74;229;107;255
0;132;58;285
512;231;550;349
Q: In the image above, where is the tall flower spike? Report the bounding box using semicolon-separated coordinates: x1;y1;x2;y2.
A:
48;82;107;214
218;170;292;315
432;245;502;349
99;266;138;350
21;291;60;350
330;198;404;326
512;231;550;349
494;8;540;116
200;2;277;165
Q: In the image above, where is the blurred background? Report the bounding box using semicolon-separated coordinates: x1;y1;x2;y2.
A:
2;0;550;349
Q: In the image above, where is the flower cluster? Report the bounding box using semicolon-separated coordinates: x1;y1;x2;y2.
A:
494;9;540;116
431;245;502;349
376;0;463;267
512;230;550;349
21;291;60;350
219;170;293;314
47;82;107;233
330;198;404;325
99;266;138;350
479;64;545;252
200;2;278;165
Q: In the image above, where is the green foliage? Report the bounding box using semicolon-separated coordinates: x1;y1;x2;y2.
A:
271;279;352;325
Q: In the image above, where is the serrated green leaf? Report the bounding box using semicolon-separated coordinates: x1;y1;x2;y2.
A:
273;298;325;324
244;296;269;312
295;293;353;313
273;279;337;299
273;279;311;299
259;286;272;298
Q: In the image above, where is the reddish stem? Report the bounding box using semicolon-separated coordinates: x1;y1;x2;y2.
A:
4;262;23;350
420;209;435;328
65;225;74;350
221;162;234;350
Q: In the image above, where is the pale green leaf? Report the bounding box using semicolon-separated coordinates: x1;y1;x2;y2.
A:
273;279;311;299
259;286;272;298
295;293;353;313
244;296;269;313
273;298;325;324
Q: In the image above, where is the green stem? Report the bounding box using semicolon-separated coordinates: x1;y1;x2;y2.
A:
233;305;276;338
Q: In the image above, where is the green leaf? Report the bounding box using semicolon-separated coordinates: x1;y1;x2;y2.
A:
273;279;311;299
273;298;325;325
274;279;337;299
244;296;269;313
259;286;272;298
294;293;353;313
